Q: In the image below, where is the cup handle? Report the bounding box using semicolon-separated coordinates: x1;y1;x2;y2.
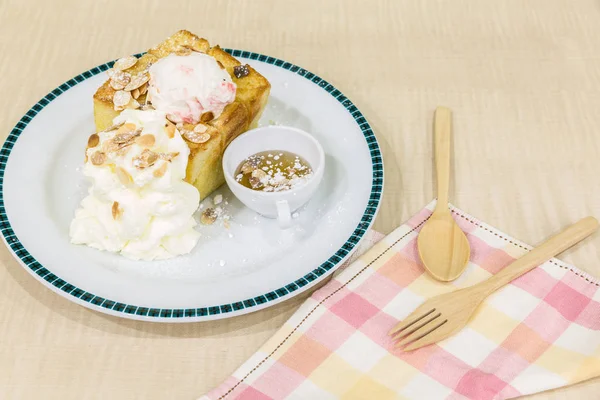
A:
276;200;292;229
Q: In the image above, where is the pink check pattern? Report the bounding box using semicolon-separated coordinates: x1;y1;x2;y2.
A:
201;203;600;400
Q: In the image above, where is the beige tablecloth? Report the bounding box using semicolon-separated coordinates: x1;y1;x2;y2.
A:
1;0;599;399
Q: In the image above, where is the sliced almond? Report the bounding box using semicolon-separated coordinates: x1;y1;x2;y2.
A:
251;169;268;180
130;127;143;137
136;134;155;148
165;121;176;138
153;162;168;178
123;135;139;148
101;121;125;133
124;73;150;92
250;169;268;189
115;146;131;157
240;164;253;174
146;150;158;165
193;124;208;133
113;56;138;71
113;133;134;144
112;201;123;220
113;125;141;144
116;166;132;185
159;152;179;161
110;80;125;91
109;70;131;90
201;208;218;225
103;133;137;154
131;88;141;99
116;138;135;152
249;176;262;189
166;115;179;125
90;151;106;166
200;111;214;123
102;139;120;153
113;90;132;111
183;130;210;144
87;134;100;148
116;123;137;135
240;155;261;174
132;149;159;169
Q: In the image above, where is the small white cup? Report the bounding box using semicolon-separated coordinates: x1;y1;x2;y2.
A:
223;126;325;228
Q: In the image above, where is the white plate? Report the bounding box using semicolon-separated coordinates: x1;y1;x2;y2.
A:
0;50;383;321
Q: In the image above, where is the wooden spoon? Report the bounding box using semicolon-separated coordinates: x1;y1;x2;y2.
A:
417;107;470;281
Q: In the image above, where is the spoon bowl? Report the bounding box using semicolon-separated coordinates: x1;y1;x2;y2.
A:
417;107;470;281
418;209;470;281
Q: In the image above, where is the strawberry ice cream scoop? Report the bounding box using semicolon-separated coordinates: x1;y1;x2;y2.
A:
147;53;237;124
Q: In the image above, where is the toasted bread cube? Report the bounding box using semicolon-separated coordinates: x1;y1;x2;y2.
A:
93;30;270;200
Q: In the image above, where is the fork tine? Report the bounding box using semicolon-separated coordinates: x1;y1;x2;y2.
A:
393;312;441;347
391;311;440;341
388;308;436;336
402;319;449;351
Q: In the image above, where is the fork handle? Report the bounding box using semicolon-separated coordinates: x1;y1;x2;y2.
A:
480;217;598;296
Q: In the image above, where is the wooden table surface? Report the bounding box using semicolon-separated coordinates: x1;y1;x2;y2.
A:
1;0;599;398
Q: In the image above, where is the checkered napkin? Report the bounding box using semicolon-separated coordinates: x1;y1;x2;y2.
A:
201;202;600;400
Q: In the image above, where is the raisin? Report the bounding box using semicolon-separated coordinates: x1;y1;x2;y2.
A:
233;64;250;78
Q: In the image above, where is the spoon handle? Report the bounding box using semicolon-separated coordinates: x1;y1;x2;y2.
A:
434;107;452;212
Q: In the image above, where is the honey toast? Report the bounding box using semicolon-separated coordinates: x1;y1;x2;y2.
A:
93;30;271;200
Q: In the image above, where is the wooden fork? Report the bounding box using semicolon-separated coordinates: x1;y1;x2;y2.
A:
389;217;598;351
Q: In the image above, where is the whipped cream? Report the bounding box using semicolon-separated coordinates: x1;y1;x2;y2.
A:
147;53;236;124
70;109;201;261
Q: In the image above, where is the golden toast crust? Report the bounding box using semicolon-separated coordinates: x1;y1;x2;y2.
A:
93;30;270;200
